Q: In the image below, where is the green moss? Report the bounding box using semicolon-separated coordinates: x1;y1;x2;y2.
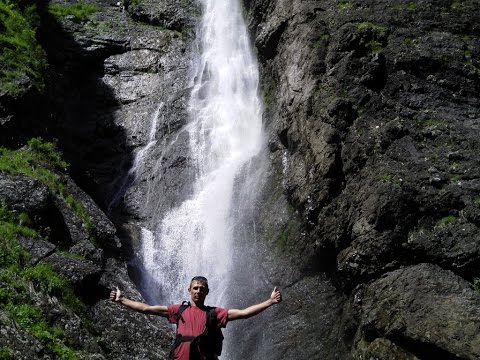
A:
314;33;330;48
407;226;431;242
366;40;384;53
262;78;278;108
0;346;13;360
0;204;35;268
0;139;95;237
85;19;118;33
449;174;462;183
380;174;392;182
0;0;47;95
474;196;480;207
338;0;352;10
276;220;301;253
48;2;98;22
0;204;85;359
406;2;417;11
403;37;416;46
474;278;480;293
414;117;445;127
451;0;462;9
28;138;69;170
25;263;86;314
64;195;94;233
355;22;388;36
435;215;458;228
0;138;68;193
49;343;79;360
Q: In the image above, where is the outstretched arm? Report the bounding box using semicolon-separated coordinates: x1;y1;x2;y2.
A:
110;287;169;317
227;287;282;321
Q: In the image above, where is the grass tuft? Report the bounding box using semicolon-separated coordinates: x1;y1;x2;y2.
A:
435;215;458;228
0;204;84;359
0;0;47;95
48;2;98;22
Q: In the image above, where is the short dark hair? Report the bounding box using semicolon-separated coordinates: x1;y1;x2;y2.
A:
190;276;208;289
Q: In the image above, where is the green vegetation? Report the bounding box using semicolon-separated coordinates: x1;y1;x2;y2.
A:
378;173;404;187
449;174;462;183
406;2;417;11
474;196;480;208
380;174;392;182
262;78;278;108
0;138;68;193
366;40;384;53
451;0;462;10
474;278;480;293
65;195;94;232
355;22;388;35
0;138;95;236
0;204;35;267
0;204;85;359
314;33;330;49
403;37;416;46
435;215;458;228
276;220;301;253
0;0;47;95
0;346;13;360
48;2;98;22
414;117;445;127
338;0;353;10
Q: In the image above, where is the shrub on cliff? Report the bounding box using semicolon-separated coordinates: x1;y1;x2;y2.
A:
0;204;86;359
47;1;98;22
0;138;96;240
0;0;47;96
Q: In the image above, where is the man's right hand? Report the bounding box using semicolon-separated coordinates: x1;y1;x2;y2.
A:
110;287;122;302
270;287;282;304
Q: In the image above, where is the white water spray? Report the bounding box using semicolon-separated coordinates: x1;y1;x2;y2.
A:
141;0;264;305
108;103;163;212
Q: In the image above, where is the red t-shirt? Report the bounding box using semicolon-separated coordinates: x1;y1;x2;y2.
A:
167;304;229;360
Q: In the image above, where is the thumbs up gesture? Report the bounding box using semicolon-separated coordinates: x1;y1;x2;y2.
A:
270;287;282;304
110;287;123;302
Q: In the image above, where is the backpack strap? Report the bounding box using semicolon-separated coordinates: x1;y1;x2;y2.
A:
175;301;190;324
170;303;223;359
170;301;191;359
204;306;217;333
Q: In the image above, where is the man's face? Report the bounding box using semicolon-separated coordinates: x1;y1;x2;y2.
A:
188;280;209;304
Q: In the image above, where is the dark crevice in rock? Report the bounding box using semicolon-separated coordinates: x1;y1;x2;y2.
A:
278;128;289;149
397;335;468;360
258;19;289;61
37;12;134;209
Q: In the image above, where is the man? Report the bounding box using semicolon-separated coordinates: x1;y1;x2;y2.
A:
110;276;282;360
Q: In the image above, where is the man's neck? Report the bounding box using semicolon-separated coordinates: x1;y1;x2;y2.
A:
190;300;205;308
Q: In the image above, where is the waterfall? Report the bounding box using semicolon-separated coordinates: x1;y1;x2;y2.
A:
140;0;264;308
107;103;163;212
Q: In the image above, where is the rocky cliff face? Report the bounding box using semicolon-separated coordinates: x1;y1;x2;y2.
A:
243;0;480;358
1;0;479;359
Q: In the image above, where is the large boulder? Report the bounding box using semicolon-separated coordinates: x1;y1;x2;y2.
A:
357;263;480;359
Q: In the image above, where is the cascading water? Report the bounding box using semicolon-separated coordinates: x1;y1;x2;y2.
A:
108;103;163;212
140;0;265;310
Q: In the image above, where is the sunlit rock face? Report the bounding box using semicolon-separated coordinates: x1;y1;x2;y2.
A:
243;0;480;358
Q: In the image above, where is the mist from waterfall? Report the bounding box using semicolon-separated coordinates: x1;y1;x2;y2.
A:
140;0;264;307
